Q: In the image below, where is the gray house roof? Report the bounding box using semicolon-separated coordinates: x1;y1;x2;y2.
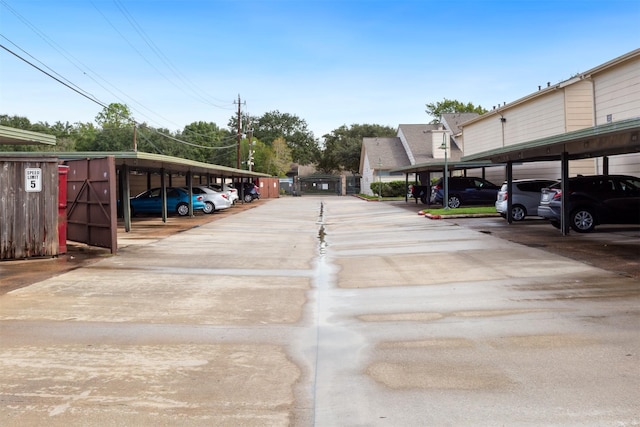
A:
441;113;479;136
397;123;442;164
360;137;410;170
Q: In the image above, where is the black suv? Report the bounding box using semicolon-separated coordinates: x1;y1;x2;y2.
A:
538;174;640;232
231;182;260;203
430;177;500;208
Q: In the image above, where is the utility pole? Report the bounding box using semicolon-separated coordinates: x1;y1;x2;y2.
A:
234;95;244;169
133;123;137;152
247;115;253;171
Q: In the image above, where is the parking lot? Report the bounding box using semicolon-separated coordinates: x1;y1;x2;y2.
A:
1;196;638;426
392;199;640;279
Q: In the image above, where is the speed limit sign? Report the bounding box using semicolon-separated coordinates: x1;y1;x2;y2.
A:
25;168;42;192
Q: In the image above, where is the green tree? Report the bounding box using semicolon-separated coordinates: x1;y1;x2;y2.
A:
319;124;397;174
176;121;236;165
0;114;33;130
231;110;319;165
73;122;99;151
95;103;134;129
266;136;293;177
425;99;488;124
89;103;137;151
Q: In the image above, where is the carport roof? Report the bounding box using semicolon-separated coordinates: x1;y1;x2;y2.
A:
1;151;270;178
462;117;640;163
390;160;497;174
0;125;56;145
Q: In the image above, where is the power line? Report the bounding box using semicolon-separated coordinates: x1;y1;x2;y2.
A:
2;0;234;131
1;41;234;151
0;42;109;110
111;0;232;109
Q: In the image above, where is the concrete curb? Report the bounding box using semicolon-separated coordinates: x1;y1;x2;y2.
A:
424;213;502;220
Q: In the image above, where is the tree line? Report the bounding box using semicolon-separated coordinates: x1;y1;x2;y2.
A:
1;98;485;177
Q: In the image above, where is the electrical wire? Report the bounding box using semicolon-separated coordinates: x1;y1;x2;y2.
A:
1;41;237;151
111;0;232;109
0;42;109;110
2;0;235;132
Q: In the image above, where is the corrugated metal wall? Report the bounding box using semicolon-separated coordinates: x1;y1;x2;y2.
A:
256;177;280;198
0;157;59;259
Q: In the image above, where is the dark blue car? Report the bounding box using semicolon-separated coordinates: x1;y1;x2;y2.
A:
430;176;500;208
129;187;206;216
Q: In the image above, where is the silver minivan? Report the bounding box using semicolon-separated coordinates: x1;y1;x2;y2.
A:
496;179;557;221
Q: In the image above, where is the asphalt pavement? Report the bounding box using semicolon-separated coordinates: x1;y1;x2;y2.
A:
1;196;638;426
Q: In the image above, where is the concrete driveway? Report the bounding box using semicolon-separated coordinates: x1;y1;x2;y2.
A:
1;196;638;426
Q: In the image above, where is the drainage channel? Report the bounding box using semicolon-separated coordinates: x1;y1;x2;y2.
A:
309;201;368;426
310;201;330;426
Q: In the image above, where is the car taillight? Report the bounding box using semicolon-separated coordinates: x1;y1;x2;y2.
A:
196;196;203;201
221;194;228;199
501;192;508;201
552;191;562;201
434;184;442;190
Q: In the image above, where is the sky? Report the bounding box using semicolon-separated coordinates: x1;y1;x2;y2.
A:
1;0;639;141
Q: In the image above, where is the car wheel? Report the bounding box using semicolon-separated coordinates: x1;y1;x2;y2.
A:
177;203;189;216
203;201;214;214
511;205;527;221
244;194;253;203
571;208;595;233
447;195;461;209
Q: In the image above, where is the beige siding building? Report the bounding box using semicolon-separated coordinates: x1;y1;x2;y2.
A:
461;49;640;179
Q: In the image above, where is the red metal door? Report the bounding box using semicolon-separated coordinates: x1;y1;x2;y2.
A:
57;165;69;254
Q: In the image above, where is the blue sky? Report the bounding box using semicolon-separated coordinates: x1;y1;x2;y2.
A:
1;0;639;140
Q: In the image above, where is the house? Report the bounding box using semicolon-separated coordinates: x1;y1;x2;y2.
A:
389;49;639;200
359;124;463;196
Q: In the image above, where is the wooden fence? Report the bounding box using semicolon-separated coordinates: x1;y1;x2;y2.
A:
0;156;59;259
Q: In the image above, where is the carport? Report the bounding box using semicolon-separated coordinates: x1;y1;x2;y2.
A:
0;125;57;146
4;151;269;254
391;160;498;207
462;117;640;235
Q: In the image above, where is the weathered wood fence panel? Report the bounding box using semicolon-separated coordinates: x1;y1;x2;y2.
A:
0;156;59;260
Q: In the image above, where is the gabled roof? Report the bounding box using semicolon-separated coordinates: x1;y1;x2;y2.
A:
360;137;410;170
397;124;441;164
441;113;479;136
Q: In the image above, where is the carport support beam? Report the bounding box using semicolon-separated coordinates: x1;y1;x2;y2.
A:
122;164;131;232
561;152;569;236
161;169;167;223
506;162;513;224
186;171;193;217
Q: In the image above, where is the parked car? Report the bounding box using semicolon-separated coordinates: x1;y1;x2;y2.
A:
430;176;500;208
496;179;558;221
538;175;640;232
185;186;232;214
209;183;239;205
129;187;206;216
231;182;260;203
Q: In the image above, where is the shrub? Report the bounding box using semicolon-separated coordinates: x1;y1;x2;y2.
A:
370;180;408;197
